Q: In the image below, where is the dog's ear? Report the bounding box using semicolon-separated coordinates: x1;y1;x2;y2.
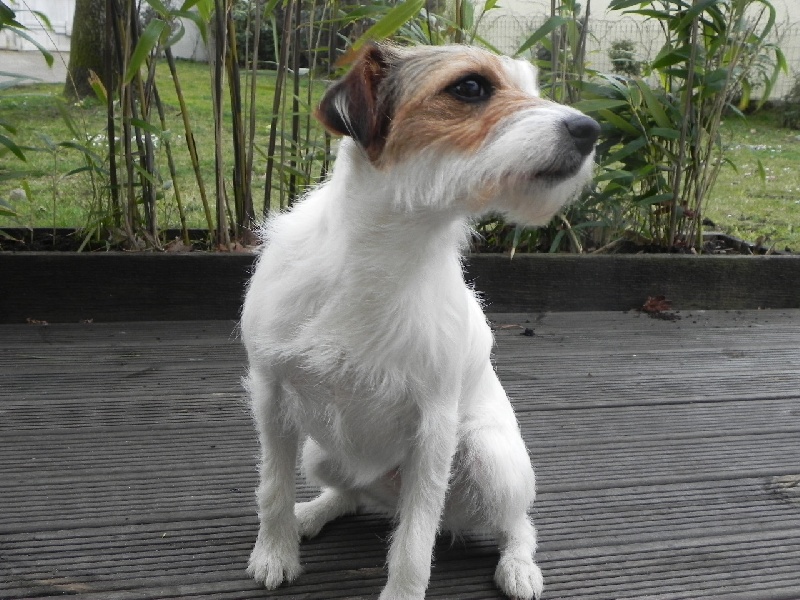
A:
315;43;395;160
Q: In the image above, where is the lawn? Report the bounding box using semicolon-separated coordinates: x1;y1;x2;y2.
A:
0;59;329;234
1;59;799;252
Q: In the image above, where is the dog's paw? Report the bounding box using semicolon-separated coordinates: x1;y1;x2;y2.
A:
295;500;327;539
246;541;301;589
495;555;544;600
377;584;425;600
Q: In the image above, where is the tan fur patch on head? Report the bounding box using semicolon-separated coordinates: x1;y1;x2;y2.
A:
378;48;550;166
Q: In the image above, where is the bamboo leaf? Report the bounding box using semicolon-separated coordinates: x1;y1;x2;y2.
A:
0;117;16;134
603;136;647;163
571;99;628;113
0;133;26;161
124;19;168;84
651;44;692;69
597;108;640;136
144;0;171;17
515;16;569;56
635;80;672;129
351;0;425;50
635;192;674;206
172;10;206;43
672;0;723;34
650;127;680;140
6;27;53;66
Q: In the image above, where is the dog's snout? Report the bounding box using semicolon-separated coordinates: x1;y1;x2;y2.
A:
563;115;600;156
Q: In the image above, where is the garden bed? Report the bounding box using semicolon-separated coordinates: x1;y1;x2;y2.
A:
1;248;798;323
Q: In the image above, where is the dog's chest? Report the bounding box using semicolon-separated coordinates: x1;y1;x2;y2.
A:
284;368;421;477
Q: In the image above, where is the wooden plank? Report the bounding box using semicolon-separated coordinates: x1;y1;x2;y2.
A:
1;312;800;599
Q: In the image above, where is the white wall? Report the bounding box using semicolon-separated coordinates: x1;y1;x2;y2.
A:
0;0;207;61
488;0;797;22
477;0;800;99
0;0;75;52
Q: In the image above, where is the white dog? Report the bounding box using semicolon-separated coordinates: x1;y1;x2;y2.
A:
241;43;598;600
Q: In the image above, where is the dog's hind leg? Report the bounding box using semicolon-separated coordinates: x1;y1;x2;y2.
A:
245;371;303;589
296;438;359;538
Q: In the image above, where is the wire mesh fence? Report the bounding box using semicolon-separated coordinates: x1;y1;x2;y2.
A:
480;12;800;100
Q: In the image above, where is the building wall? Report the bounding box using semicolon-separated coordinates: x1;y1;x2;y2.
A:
0;0;75;52
0;0;207;61
477;0;800;99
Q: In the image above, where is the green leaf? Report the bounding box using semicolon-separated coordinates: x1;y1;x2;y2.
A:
171;9;206;43
0;117;16;134
650;127;680;140
56;101;80;139
0;132;26;161
571;99;628;113
671;0;722;34
515;15;569;56
597;108;640;136
5;27;53;66
166;20;186;48
144;0;171;17
635;192;674;206
130;117;164;137
594;168;634;183
57;140;104;162
603;136;647;163
352;0;425;50
651;44;692;70
124;19;168;84
635;80;672;129
756;159;766;183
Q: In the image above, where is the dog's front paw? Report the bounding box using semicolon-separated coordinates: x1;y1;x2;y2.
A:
247;540;301;589
495;555;544;600
377;584;425;600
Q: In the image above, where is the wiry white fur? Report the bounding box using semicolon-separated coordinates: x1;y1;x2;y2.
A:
241;45;597;600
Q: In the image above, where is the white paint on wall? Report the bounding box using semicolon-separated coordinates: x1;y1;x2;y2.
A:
0;0;207;61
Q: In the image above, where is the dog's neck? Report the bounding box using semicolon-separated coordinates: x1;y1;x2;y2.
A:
322;139;473;269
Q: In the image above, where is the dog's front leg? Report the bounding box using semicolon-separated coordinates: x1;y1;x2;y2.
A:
380;402;459;600
246;372;302;589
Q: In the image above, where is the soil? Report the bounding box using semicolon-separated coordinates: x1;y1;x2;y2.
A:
0;228;230;252
0;227;791;255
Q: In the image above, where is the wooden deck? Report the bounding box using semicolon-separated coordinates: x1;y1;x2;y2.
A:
2;310;800;599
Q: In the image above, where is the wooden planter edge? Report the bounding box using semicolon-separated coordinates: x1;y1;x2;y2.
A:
1;252;798;323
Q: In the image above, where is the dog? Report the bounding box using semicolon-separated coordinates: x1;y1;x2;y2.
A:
241;42;598;600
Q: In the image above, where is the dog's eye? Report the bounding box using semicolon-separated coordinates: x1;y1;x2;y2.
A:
447;75;492;103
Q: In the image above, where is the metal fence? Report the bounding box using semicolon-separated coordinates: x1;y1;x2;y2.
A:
480;13;800;100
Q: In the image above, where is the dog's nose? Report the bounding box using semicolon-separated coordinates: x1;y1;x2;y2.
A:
564;115;600;156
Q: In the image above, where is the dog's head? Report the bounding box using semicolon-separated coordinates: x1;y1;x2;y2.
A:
316;43;599;225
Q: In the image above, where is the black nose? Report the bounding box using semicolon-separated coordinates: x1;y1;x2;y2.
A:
564;114;600;156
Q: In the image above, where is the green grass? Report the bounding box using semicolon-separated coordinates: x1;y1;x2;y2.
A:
1;61;799;251
711;110;800;252
1;59;328;233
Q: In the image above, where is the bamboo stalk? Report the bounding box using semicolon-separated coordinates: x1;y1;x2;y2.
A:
263;0;295;217
211;0;231;248
153;85;190;246
288;0;301;204
105;0;120;228
164;47;214;233
246;0;264;218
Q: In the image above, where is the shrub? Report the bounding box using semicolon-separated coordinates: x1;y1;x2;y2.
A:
608;39;640;77
779;72;800;129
